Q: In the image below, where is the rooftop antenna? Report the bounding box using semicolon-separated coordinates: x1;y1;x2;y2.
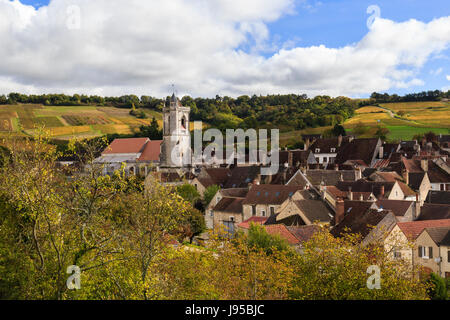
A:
171;84;178;98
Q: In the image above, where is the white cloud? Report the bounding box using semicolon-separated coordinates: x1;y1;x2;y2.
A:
447;75;450;81
0;0;449;97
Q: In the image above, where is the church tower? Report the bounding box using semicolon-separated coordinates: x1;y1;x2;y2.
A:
160;93;191;168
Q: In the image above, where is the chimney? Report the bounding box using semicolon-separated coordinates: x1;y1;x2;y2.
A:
335;198;345;225
420;159;428;172
348;187;353;201
356;167;362;180
338;135;343;147
379;146;384;159
379;185;385;198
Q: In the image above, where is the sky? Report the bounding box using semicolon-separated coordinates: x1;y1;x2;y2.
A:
0;0;449;98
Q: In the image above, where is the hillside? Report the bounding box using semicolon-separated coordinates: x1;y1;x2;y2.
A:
0;100;449;143
0;104;162;140
343;101;450;140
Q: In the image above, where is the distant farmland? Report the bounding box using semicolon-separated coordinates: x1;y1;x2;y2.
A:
1;101;449;143
344;101;450;140
0;104;162;140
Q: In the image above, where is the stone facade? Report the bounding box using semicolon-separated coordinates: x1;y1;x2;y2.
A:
160;94;191;168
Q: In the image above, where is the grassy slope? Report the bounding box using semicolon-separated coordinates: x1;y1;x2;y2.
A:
1;101;449;143
343;102;450;141
0;104;163;140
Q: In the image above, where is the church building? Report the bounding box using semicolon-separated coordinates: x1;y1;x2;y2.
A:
95;93;191;176
160;93;191;168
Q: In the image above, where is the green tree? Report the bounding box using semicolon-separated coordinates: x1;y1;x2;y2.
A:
427;273;448;300
246;224;291;255
176;184;200;204
331;124;346;137
203;185;220;206
375;126;390;140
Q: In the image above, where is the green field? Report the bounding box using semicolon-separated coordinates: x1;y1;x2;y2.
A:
0;104;162;140
344;102;450;141
1;101;449;143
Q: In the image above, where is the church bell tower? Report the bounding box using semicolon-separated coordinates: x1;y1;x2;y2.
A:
160;93;191;168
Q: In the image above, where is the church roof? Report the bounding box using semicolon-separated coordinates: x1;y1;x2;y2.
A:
102;138;149;155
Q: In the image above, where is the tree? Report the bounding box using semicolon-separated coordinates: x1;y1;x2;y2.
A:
203;185;220;207
246;224;291;255
138;117;162;140
374;126;390;140
352;122;369;136
289;228;429;300
427;273;448;300
176;184;200;204
331;124;346;137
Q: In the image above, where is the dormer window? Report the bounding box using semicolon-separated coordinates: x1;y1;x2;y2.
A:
330;148;336;153
315;148;320;153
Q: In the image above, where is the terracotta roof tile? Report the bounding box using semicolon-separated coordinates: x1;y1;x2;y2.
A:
264;224;300;245
397;219;450;240
238;217;268;229
102;138;149;155
138;140;162;161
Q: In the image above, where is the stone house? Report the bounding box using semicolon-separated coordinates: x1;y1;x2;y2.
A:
241;185;306;221
398;219;450;278
415;226;450;278
264;196;333;226
205;188;248;230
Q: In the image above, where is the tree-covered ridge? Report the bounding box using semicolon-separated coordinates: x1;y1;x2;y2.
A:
369;90;450;104
2;89;449;133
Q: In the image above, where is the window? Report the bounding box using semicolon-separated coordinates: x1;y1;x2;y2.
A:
448;250;450;263
210;210;213;217
418;246;424;258
441;184;445;191
323;157;328;163
252;205;256;216
393;248;402;259
315;148;321;153
429;247;433;259
418;246;428;259
261;210;266;217
330;148;336;153
270;207;275;216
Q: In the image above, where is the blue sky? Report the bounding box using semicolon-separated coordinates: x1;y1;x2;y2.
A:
266;0;450;96
1;0;450;97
